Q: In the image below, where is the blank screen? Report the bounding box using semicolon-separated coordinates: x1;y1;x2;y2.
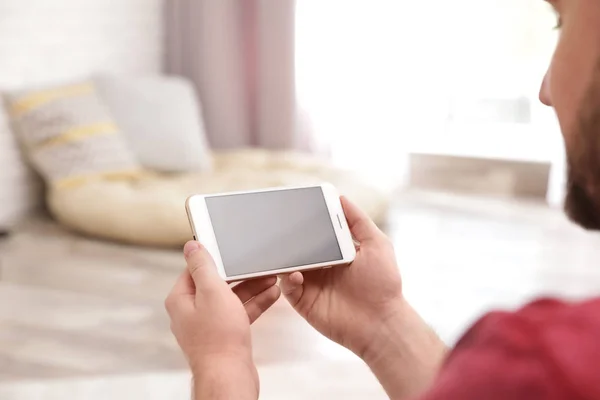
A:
205;187;343;276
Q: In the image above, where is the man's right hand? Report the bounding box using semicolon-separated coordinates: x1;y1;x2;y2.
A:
280;196;447;399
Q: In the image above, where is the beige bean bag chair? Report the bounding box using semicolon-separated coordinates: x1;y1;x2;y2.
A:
4;77;391;247
48;149;391;247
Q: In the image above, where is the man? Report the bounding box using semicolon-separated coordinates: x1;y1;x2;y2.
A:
165;0;600;398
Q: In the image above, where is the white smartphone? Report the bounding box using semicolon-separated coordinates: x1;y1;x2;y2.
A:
185;183;356;282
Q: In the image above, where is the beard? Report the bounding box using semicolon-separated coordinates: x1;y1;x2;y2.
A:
564;65;600;230
565;177;600;230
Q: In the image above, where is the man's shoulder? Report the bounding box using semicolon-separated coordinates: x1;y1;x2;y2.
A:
419;297;600;400
455;296;600;349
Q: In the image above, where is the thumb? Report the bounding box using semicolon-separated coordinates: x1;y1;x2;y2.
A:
340;196;382;242
183;240;223;291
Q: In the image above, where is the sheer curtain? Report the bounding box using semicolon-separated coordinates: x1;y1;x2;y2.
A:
165;0;313;151
296;0;562;194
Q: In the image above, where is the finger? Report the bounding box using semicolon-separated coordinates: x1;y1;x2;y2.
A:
340;196;381;242
232;276;278;304
244;285;281;324
165;270;195;315
279;272;304;307
183;240;224;291
170;269;196;296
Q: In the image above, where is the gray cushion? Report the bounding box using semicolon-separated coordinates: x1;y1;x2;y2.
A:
94;74;212;173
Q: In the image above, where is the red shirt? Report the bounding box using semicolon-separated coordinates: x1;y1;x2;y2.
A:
420;298;600;400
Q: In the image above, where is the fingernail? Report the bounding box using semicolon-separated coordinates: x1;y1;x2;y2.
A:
183;241;201;258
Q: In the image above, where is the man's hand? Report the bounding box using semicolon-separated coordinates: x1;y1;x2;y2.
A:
166;240;281;400
280;197;447;399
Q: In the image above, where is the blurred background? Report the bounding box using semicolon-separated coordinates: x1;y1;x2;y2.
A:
1;0;599;399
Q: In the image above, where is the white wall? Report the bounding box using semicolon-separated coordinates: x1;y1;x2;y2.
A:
0;0;164;228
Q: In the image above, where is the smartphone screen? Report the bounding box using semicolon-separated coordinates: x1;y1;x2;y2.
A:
205;187;343;277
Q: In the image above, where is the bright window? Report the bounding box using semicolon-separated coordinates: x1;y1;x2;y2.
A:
296;0;561;189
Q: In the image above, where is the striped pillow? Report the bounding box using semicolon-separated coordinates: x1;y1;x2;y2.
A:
4;81;141;189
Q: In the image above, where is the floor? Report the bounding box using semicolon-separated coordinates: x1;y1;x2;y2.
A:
1;190;600;399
